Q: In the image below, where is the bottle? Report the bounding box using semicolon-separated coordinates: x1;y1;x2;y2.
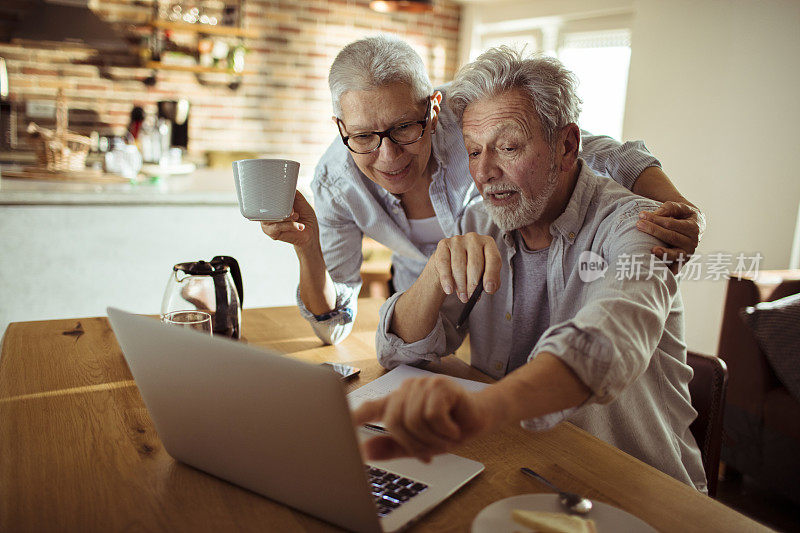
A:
151;30;164;62
139;114;161;164
198;37;213;67
157;117;171;165
230;44;246;73
127;106;145;141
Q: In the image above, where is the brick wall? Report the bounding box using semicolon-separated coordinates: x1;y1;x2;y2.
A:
0;0;461;183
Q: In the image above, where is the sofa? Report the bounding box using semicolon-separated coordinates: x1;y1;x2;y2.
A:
717;270;800;504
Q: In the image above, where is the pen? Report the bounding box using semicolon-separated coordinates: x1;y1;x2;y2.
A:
363;423;388;434
455;280;483;330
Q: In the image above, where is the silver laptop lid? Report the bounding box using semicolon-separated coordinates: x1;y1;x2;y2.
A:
107;307;382;533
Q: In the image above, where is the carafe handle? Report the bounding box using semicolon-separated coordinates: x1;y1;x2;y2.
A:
213;255;243;307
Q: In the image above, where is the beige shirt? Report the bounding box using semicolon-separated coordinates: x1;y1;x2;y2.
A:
376;161;707;492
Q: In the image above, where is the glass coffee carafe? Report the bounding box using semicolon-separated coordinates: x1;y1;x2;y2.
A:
161;256;243;339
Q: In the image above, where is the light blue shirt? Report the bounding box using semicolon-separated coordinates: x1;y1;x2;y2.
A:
375;160;707;492
301;85;662;344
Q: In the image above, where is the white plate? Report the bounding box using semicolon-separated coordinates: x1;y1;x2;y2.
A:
471;494;656;533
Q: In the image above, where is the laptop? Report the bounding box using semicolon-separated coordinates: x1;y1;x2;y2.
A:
107;307;484;533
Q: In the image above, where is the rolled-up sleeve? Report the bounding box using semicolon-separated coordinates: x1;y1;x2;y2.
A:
580;131;661;192
375;292;446;369
297;172;363;345
531;199;676;408
375;288;472;369
295;283;357;345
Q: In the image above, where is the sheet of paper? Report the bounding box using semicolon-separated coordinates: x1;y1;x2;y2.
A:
347;364;489;412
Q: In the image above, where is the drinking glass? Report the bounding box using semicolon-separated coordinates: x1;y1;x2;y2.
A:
161;310;213;335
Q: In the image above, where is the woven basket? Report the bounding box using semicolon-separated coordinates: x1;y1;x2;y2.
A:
27;89;92;172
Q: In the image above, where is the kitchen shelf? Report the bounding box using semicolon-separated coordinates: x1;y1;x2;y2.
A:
138;1;253;87
144;61;255;75
150;20;258;39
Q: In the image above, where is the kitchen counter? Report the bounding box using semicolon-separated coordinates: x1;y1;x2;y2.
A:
0;167;238;206
0;165;300;333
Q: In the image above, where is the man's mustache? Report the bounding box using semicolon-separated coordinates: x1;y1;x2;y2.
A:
482;183;523;196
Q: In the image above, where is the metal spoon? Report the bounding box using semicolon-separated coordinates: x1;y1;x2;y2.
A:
520;467;593;515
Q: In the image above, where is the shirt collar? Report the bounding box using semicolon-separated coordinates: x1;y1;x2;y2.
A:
428;142;444;183
550;159;596;243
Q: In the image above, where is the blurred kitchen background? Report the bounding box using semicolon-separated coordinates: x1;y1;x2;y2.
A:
2;1;800;528
0;0;460;177
1;0;799;361
0;0;461;336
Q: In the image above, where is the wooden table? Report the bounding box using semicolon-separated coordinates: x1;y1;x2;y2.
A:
0;300;771;532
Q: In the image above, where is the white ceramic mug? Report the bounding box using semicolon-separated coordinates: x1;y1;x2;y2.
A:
232;158;300;221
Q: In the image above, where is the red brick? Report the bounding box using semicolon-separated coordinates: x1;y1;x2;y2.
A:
21;67;60;76
7;0;461;157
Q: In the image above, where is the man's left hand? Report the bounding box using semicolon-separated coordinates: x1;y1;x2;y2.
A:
636;201;706;273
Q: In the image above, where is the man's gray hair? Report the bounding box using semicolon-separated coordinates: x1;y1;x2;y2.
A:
448;47;582;144
328;35;433;117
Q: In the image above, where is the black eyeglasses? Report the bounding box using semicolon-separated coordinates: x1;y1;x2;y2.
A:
336;99;432;154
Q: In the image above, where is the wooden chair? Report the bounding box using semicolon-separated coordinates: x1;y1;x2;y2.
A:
686;350;728;497
360;238;394;299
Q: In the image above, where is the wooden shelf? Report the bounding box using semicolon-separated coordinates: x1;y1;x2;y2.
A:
150;20;258;38
145;61;255;75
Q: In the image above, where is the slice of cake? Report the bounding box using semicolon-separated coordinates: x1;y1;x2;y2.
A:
511;509;597;533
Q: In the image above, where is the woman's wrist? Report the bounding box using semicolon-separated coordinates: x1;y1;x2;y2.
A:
293;231;323;263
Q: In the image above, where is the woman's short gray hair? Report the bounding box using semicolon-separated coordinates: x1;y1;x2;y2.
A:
448;47;582;144
328;35;433;117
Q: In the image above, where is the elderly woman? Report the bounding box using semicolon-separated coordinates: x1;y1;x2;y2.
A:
260;35;703;345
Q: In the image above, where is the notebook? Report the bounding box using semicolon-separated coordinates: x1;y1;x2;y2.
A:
107;307;484;533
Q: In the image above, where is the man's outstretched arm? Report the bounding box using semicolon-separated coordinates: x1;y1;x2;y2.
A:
352;351;590;463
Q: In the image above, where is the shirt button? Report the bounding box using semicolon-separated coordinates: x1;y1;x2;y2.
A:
568;232;575;240
495;362;503;371
505;312;511;321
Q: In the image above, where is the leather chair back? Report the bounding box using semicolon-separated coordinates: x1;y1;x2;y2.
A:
687;351;728;497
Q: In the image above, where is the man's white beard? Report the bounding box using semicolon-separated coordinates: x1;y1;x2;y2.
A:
483;162;559;232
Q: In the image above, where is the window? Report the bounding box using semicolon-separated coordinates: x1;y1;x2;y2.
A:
558;30;631;140
470;15;632;140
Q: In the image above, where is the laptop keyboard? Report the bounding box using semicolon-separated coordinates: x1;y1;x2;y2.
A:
366;466;428;517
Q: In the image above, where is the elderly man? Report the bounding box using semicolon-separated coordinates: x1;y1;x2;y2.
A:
353;48;707;492
259;35;704;345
